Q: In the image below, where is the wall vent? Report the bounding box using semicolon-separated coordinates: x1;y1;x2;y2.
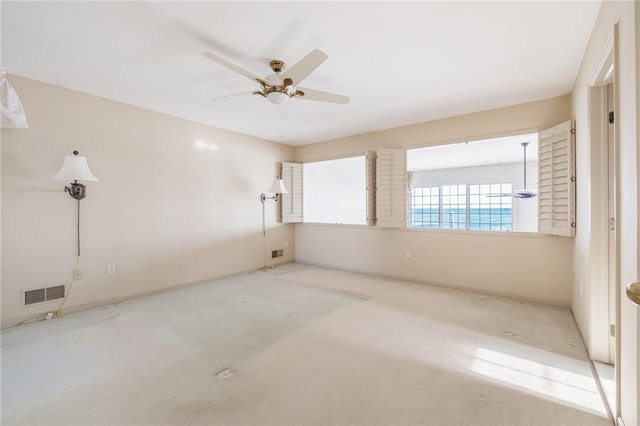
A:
23;285;65;306
271;249;284;259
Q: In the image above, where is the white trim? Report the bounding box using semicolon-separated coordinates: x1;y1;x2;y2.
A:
281;162;303;223
376;148;407;228
589;30;615;86
538;120;575;237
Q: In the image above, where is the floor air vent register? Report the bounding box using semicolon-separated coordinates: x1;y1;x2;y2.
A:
22;285;65;306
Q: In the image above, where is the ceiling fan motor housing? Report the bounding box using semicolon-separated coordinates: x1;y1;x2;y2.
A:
269;60;285;73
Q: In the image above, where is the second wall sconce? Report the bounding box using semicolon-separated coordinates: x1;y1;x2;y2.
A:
260;177;288;203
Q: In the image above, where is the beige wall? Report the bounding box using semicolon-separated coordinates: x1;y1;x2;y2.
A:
294;96;574;306
570;1;638;423
296;225;572;305
1;76;294;326
295;96;570;161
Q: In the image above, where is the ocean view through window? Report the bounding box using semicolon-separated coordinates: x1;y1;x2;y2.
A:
411;184;513;230
407;133;538;233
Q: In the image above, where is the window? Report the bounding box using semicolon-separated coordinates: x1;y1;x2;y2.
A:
407;133;538;232
469;184;512;231
302;156;366;225
410;186;439;228
411;183;513;231
441;184;467;229
282;120;574;236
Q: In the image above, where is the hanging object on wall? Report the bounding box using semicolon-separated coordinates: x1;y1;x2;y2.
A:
53;150;98;257
54;150;98;200
260;177;288;204
0;66;28;128
260;176;288;271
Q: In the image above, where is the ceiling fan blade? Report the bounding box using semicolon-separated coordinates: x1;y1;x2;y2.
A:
486;190;537;199
280;49;327;84
203;52;261;82
210;91;255;102
514;190;537;199
296;87;350;104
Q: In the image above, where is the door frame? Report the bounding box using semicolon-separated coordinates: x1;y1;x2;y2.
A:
587;25;620;418
587;27;616;363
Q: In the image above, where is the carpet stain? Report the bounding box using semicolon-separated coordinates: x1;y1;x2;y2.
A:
503;330;522;339
216;367;235;381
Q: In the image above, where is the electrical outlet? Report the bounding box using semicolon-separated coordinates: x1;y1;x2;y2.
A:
72;269;81;280
406;250;412;259
107;264;116;275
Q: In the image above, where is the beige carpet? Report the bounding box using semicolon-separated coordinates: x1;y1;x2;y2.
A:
1;263;612;425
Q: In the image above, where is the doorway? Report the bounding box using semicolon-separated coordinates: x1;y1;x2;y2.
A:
587;30;618;419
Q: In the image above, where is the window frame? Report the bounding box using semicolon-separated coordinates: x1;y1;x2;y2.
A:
410;183;514;231
286;120;575;237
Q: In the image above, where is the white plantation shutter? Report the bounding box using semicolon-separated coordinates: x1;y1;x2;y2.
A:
281;162;303;223
366;150;377;226
376;148;407;228
538;120;575;236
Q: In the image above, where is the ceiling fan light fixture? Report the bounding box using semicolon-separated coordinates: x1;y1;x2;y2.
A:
266;91;289;105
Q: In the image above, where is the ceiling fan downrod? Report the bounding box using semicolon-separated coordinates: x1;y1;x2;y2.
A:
521;142;529;190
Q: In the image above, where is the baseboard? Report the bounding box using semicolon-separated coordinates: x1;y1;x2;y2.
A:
2;262;294;329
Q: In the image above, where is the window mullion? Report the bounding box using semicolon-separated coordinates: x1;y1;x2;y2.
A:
438;186;443;228
465;184;470;230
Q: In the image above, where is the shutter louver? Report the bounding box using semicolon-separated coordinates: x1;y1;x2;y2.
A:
376;148;407;228
282;162;303;223
538;120;575;236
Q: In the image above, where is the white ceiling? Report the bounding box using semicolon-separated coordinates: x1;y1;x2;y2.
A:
1;1;601;147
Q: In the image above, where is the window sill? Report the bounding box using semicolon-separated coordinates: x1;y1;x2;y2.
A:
296;222;559;239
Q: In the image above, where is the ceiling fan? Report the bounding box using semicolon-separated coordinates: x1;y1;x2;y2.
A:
202;49;350;105
487;142;537;199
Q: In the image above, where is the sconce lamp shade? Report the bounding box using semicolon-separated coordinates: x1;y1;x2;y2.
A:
267;178;288;194
54;152;98;182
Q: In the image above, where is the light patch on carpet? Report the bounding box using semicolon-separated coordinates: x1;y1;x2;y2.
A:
471;348;608;418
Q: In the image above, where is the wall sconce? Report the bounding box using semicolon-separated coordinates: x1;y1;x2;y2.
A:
260;177;288;270
53;150;98;257
53;150;98;200
260;177;288;203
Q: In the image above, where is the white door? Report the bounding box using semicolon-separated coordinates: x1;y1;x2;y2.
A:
616;37;639;425
618;192;639;424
